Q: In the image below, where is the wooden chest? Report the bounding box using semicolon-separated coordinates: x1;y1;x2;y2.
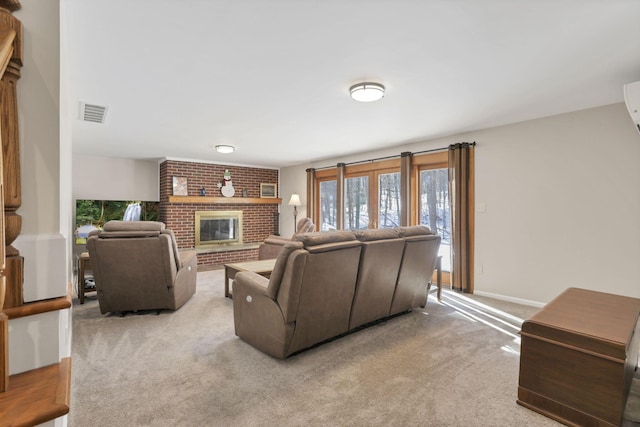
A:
518;287;640;426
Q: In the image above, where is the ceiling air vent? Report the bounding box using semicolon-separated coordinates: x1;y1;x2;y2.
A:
80;102;108;124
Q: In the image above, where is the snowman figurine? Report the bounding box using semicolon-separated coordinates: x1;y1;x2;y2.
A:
221;169;235;197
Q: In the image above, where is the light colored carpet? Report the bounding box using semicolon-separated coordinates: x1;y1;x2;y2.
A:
70;270;640;426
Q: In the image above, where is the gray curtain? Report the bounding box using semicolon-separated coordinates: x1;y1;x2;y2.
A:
448;142;474;293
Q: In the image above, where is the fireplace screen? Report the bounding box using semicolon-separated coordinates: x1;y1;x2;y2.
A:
195;211;243;248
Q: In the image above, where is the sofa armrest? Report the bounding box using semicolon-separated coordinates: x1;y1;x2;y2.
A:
234;271;271;298
233;271;293;358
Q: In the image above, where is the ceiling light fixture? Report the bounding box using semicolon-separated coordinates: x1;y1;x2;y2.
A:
215;145;235;154
350;82;385;102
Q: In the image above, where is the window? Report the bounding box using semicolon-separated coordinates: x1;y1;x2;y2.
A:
310;148;473;283
378;172;401;228
313;159;401;230
419;168;451;271
319;179;337;231
344;175;369;230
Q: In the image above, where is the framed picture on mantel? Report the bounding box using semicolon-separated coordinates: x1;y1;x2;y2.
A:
172;177;188;196
260;183;277;198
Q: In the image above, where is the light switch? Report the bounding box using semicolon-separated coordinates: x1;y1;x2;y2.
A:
477;203;486;213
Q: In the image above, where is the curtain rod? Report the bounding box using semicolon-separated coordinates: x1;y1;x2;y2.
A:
310;142;475;171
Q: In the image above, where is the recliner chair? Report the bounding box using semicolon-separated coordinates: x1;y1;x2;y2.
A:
258;217;315;260
87;220;197;314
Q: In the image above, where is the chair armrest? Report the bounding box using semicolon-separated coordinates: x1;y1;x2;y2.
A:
263;235;290;245
259;239;287;260
179;249;197;266
172;250;198;308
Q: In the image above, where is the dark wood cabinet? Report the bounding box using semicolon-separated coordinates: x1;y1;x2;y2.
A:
518;287;640;426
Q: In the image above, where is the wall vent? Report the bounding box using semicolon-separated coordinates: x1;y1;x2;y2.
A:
80;103;108;124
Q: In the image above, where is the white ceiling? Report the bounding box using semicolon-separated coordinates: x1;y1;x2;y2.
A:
65;0;640;168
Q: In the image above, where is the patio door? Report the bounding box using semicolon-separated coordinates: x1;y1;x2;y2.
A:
344;167;401;230
418;167;451;271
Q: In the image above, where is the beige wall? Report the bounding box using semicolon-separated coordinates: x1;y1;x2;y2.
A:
67;104;640;304
18;0;61;235
13;0;68;302
72;154;159;201
279;163;309;236
281;103;640;304
472;103;640;303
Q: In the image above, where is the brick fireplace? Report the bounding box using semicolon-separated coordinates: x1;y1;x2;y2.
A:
159;160;280;268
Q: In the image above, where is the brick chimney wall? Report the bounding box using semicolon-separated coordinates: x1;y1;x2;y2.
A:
159;160;280;267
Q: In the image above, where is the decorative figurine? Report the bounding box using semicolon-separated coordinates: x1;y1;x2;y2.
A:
200;187;206;196
221;169;235;197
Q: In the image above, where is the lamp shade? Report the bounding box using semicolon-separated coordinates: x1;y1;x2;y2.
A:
350;82;385;102
288;194;301;206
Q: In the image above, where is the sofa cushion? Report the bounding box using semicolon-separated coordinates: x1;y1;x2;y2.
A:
295;217;315;234
103;220;166;232
162;229;182;270
349;236;405;329
295;230;355;246
96;231;161;238
353;228;399;241
395;225;432;237
390;233;441;315
267;241;304;300
95;221;183;271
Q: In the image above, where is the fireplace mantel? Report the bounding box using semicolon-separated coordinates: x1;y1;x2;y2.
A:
168;196;282;205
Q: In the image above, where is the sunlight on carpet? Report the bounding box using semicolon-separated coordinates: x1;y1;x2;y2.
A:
68;271;639;426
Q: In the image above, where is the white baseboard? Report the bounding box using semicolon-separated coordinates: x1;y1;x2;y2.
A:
473;290;545;308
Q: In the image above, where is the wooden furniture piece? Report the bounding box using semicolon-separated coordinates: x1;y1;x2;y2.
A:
224;259;276;298
0;357;71;425
0;5;72;425
518;287;640;427
0;0;20;395
168;195;282;205
0;292;72;425
1;0;24;311
77;252;94;304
